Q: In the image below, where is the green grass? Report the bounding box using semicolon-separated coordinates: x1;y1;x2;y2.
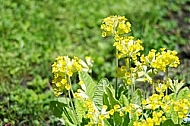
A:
0;0;189;125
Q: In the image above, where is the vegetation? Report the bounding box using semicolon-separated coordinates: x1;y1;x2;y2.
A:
0;0;189;125
50;15;189;126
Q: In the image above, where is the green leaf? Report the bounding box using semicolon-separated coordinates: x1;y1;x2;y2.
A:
75;98;86;123
131;89;142;105
104;119;112;126
177;87;190;100
93;78;109;110
123;112;130;126
136;89;143;100
103;93;111;110
113;112;122;125
79;71;97;100
50;101;77;125
118;85;125;99
128;113;138;126
80;118;90;126
119;94;129;106
61;108;76;126
50;101;67;118
170;110;178;124
161;119;181;126
105;86;121;108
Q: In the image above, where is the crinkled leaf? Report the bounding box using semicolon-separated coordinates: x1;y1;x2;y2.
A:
170;110;178;124
75;98;86;123
119;94;129;106
61;107;76;126
79;71;97;100
177;87;190;100
93;78;109;110
105;86;121;107
50;101;67;118
118;85;125;99
103;93;111;110
128;113;138;126
131;89;142;105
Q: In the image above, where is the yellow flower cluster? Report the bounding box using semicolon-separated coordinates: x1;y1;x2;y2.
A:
140;92;190;125
173;99;190;118
52;56;82;96
101;15;131;37
113;36;144;59
155;80;168;93
52;56;93;96
143;93;166;110
124;103;142;117
134;110;166;126
84;99;99;119
141;48;180;72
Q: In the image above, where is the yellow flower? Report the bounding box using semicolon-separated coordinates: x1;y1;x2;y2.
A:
119;111;124;117
98;122;103;126
65;84;71;90
114;104;120;110
86;113;93;118
99;115;105;120
178;112;184;118
142;99;147;105
109;109;114;115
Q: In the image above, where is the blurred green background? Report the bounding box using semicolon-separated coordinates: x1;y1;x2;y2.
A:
0;0;189;125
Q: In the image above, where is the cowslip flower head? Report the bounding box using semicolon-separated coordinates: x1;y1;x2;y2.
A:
151;49;180;72
101;15;131;37
52;56;92;96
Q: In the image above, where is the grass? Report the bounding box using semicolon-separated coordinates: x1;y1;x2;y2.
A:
0;0;189;125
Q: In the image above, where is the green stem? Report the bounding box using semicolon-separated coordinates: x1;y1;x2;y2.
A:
144;73;147;98
129;58;133;97
152;82;155;94
68;76;79;125
166;67;169;96
152;71;155;94
115;49;118;99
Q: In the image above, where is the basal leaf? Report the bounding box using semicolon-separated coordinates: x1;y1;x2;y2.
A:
105;86;121;108
161;119;175;126
61;107;76;126
119;94;129;106
79;71;97;100
177;87;190;100
170;110;179;124
130;89;142;105
113;112;122;125
103;93;111;110
93;78;109;110
50;101;67;118
128;113;138;126
104;119;112;126
75;98;86;123
123;112;130;126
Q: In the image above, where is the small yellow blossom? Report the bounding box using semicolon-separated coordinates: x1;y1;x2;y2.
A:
109;109;114;115
65;84;71;90
119;111;124;117
99;115;105;120
114;104;120;110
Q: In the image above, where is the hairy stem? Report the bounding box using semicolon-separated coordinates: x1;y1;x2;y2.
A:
68;76;79;125
115;49;118;99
